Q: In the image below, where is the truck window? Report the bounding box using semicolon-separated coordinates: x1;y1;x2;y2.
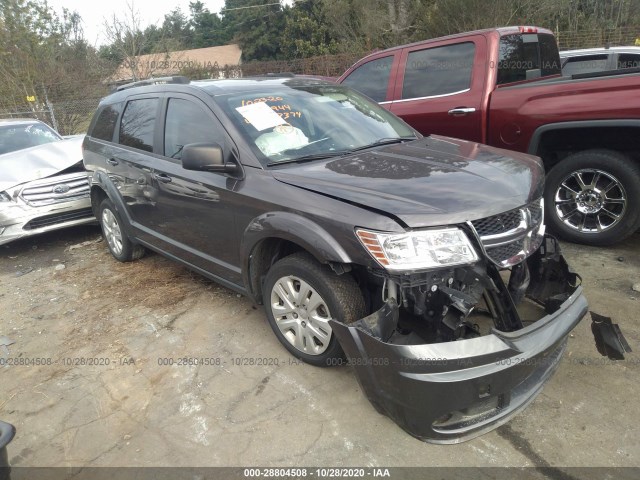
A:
617;53;640;70
341;56;393;102
498;33;561;84
402;42;475;99
562;55;608;76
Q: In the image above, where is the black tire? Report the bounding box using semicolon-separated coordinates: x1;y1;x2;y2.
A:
98;198;145;262
544;149;640;246
263;252;366;367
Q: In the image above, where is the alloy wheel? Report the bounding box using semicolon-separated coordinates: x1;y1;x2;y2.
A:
270;276;333;355
554;168;627;233
102;208;124;256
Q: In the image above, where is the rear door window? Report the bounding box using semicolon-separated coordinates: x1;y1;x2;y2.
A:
119;98;158;152
402;42;475;99
562;55;609;76
341;56;394;102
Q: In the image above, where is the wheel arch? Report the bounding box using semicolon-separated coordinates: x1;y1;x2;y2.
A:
240;212;354;303
89;171;136;238
528;120;640;172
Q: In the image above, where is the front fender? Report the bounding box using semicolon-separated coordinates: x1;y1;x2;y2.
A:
240;211;354;296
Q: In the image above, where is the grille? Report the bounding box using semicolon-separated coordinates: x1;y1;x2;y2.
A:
485;239;525;265
529;201;543;226
471;207;523;237
23;207;94;230
20;174;90;207
472;199;544;267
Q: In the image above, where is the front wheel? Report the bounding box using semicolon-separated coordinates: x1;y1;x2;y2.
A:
544;149;640;246
263;252;366;367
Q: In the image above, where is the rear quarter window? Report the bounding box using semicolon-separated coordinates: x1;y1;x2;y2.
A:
618;53;640;69
90;104;120;141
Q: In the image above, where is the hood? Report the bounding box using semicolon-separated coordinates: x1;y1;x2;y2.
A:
272;136;544;228
0;136;85;192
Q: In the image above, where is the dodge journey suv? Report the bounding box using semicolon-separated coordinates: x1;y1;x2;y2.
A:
83;76;588;443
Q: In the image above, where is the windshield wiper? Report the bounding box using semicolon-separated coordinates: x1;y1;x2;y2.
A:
266;151;345;166
266;137;417;166
345;137;416;154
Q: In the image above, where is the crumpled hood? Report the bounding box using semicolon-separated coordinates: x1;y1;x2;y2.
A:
272;136;544;227
0;136;84;192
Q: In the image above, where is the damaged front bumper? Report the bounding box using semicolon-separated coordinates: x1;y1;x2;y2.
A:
330;236;588;444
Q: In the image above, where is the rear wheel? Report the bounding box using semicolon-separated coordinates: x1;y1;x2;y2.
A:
544;149;640;245
263;252;366;367
98;198;145;262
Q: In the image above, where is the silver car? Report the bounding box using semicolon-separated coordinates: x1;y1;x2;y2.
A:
0;119;95;245
560;46;640;76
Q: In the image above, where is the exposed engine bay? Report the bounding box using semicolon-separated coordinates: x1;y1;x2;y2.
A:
352;235;580;345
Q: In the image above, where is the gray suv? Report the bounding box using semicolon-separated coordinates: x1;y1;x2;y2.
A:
82;76;588;443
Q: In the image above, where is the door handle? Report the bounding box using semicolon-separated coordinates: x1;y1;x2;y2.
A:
153;173;172;184
106;158;119;166
448;107;476;116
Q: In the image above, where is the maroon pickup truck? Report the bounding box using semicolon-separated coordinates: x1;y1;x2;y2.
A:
338;26;640;245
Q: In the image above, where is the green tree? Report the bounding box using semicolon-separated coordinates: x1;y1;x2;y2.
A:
221;0;287;61
189;1;229;48
281;0;339;58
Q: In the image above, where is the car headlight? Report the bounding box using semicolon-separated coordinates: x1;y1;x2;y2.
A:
356;227;479;271
0;192;11;202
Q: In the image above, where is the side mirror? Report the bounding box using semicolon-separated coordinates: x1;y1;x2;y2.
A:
181;143;237;173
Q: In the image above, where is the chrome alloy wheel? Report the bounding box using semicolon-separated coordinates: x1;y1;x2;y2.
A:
270;276;333;355
554;169;627;233
102;208;123;256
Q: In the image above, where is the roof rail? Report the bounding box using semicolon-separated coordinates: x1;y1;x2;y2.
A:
115;76;190;92
247;72;296;78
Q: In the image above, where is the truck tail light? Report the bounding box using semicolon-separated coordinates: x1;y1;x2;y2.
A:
518;26;538;33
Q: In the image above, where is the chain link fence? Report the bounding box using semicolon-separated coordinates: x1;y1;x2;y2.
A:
556;26;639;51
0;82;108;136
1;27;637;135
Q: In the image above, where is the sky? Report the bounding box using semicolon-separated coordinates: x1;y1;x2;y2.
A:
46;0;227;47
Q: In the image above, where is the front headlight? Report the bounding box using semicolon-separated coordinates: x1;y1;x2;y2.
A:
0;192;11;203
356;227;479;271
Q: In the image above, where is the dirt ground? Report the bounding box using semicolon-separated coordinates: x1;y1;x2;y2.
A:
1;225;638;469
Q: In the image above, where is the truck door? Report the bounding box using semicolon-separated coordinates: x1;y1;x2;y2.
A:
389;35;487;143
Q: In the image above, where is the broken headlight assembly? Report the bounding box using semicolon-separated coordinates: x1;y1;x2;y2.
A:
356;227;479;271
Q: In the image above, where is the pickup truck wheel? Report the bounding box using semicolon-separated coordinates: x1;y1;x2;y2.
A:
98;198;145;262
263;252;366;367
544;149;640;246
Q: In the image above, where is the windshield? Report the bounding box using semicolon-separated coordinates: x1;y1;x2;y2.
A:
0;122;61;156
213;84;418;165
